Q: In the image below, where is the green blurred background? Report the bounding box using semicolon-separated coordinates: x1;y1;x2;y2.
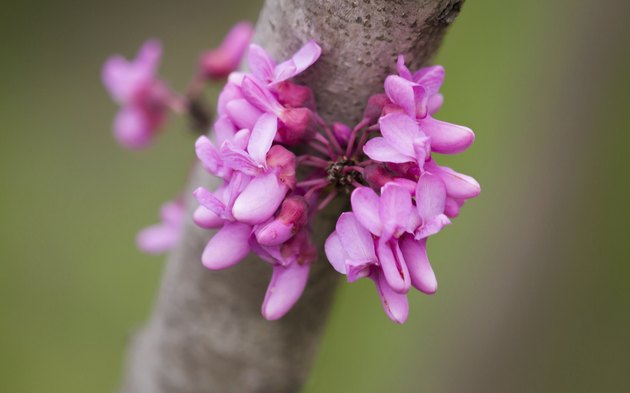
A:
1;0;629;392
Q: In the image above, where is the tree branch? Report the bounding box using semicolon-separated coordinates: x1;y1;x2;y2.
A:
119;1;463;392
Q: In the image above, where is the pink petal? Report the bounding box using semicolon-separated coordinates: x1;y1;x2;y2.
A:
324;231;349;274
379;113;420;158
193;205;224;229
350;187;383;236
136;223;179;254
428;93;444;115
113;106;152;149
217;82;244;117
201;22;253;79
241;76;283;114
136;39;163;76
193;187;226;217
413;65;445;96
272;40;322;84
213;115;237;145
376;240;411;294
247;113;277;165
363;137;413;163
399;236;437;294
420;117;474;154
225;98;263;130
345;259;373;282
379;183;413;240
220;140;261;175
384;75;416;118
232;172;288;224
396;54;413;80
372;271;409;324
248;44;276;82
195;136;222;175
262;262;310;320
426;160;481;199
336;212;377;262
255;219;294;246
415;172;447;221
444;197;465;218
201;222;251;269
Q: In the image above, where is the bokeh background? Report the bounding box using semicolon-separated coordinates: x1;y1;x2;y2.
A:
1;0;629;391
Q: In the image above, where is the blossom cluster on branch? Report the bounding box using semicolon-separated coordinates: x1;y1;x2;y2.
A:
102;22;479;324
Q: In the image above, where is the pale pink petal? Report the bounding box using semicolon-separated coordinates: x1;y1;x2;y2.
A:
324;231;348;274
428;93;444;115
232;172;288;224
113;106;152;149
232;128;251;150
345;259;373;282
248;44;276;82
255;219;294;246
160;200;184;226
136;223;179;254
262;262;310;320
444;197;465;218
376;240;411;294
415;172;447;221
193;187;226;217
217;82;244;116
272;40;322;84
195;136;223;174
413;65;445;96
396;54;413;80
201;22;253;78
213;115;237;145
363;137;413;163
225;98;263;130
399;236;437;294
420;117;475;154
136;39;162;76
350;187;383;236
193;205;224;229
201;222;251;269
247;113;277;165
426;160;481;199
102;56;136;103
220;140;261;175
336;212;377;262
372;271;409;324
379;113;420;158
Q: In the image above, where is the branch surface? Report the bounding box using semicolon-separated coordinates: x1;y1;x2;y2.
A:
120;1;462;392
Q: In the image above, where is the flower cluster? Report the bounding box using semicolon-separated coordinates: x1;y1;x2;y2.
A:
103;22;479;323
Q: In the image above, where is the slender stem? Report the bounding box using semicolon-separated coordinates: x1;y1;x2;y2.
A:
317;190;338;211
345;118;370;157
315;113;343;156
296;178;328;189
308;141;333;156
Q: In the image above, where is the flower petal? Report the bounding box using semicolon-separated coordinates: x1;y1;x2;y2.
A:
113;106;152;149
247;113;277;165
426;160;481;199
232;172;288;224
379;183;413;240
136;223;179;254
350;187;382;236
193;205;224;229
241;76;283;114
193;187;226;217
272;40;322;84
379;113;420;158
420;117;475;154
376;240;411;294
372;271;409;324
415;172;447;221
363;137;413;163
324;231;348;274
336;212;377;262
384;75;416;118
225;98;263;130
262;262;310;320
201;222;251;269
399;236;437;294
248;44;276;82
413;65;445;96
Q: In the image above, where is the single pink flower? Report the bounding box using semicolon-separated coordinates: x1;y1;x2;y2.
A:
102;40;171;149
363;113;431;166
248;40;321;86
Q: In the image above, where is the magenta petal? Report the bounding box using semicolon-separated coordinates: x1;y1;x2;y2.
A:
399;236;437;294
255;219;294;246
232;172;288;224
378;113;420;158
428;93;444;115
102;56;136;103
324;231;349;274
217;82;244;116
136;223;178;254
372;271;409;324
225;98;263;130
363;137;413;163
384;75;416;118
345;259;372;282
262;262;310;320
136;39;162;75
220;140;261;175
350;187;383;236
396;54;413;80
201;222;251;269
113;106;152;149
272;40;322;84
193;187;226;217
427;161;481;199
213;115;237;145
421;117;475;154
241;76;283;114
248;44;276;82
444;197;465;218
376;240;411;294
193;205;224;229
247;113;277;165
195;136;223;174
336;212;377;262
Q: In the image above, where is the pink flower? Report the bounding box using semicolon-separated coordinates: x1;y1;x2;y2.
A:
363;113;431;166
248;41;321;86
136;199;184;254
200;21;254;79
102;40;171;149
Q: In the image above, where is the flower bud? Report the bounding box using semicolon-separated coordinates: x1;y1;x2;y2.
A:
275;81;315;109
267;145;297;189
363;164;394;189
332;122;351;145
278;107;316;145
362;93;390;123
255;196;308;246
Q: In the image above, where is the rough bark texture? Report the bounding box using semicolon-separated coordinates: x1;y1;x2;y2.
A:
119;1;462;392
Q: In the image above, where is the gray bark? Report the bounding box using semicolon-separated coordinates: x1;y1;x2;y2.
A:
119;1;463;392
